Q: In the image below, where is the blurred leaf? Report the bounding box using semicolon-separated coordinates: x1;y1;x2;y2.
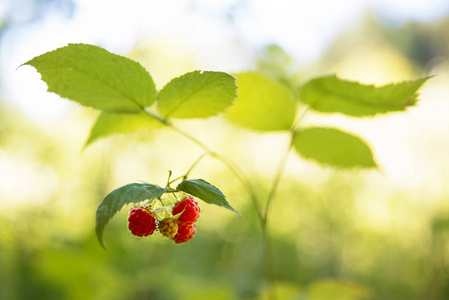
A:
183;288;235;300
432;214;449;234
96;183;168;249
176;179;238;214
225;72;297;131
306;279;371;300
157;71;237;118
24;43;156;112
299;75;431;117
257;45;295;81
260;44;293;66
258;282;302;300
85;112;163;147
293;127;377;169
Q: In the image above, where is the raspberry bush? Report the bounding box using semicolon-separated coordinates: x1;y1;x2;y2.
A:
23;43;431;300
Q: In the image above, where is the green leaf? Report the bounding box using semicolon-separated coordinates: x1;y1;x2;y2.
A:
85;112;163;147
24;43;156;112
176;179;238;213
224;72;297;131
157;71;237;118
96;183;168;249
306;280;371;300
292;127;377;169
299;75;431;117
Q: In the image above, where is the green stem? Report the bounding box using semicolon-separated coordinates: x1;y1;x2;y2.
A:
209;151;264;224
140;105;313;300
263;105;310;224
165;122;211;152
263;227;277;300
291;106;309;133
183;152;209;179
165;170;173;188
141;109;264;225
260;106;310;299
167;152;209;186
262;139;293;226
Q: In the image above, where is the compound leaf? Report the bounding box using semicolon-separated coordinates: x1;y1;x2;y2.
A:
299;75;431;117
24;43;156;112
176;179;238;213
96;183;168;249
293;127;377;169
157;71;237;118
225;72;297;131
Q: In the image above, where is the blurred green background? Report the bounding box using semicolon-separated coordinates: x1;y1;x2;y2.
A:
1;0;449;299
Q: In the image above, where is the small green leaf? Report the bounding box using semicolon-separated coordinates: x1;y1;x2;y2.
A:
96;183;168;249
307;279;371;300
24;43;156;112
292;127;377;169
224;72;297;131
157;71;237;118
85;112;163;147
176;179;238;213
299;75;431;117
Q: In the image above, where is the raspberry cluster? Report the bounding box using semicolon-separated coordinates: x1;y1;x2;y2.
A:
127;195;201;244
171;196;201;243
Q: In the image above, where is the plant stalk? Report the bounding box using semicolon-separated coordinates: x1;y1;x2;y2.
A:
140;105;310;300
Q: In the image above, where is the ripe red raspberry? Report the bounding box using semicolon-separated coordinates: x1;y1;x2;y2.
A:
172;196;201;223
172;222;196;243
128;207;157;237
158;218;178;239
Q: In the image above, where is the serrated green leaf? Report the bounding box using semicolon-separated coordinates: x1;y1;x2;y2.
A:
307;279;371;300
224;72;297;131
157;71;237;118
84;112;163;147
299;75;431;117
292;127;377;169
24;43;156;112
176;179;238;213
96;183;168;249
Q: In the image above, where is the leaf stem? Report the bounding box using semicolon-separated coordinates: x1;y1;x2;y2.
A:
262;139;293;226
167;152;208;186
263;228;277;300
141;109;264;225
165;170;173;188
165;123;210;151
260;106;310;299
263;105;310;224
209;151;264;224
291;105;309;133
140;105;311;300
142;108;170;125
183;152;209;179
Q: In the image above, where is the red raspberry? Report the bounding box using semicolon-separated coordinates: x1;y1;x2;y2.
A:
172;196;201;223
158;218;178;239
173;222;196;243
128;207;157;237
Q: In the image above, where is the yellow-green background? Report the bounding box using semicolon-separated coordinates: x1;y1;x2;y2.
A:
1;1;449;299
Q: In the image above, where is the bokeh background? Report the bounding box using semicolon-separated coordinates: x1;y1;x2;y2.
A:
1;0;449;299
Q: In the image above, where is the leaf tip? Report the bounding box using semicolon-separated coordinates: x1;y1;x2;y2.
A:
229;206;241;216
82;135;96;151
95;226;108;250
